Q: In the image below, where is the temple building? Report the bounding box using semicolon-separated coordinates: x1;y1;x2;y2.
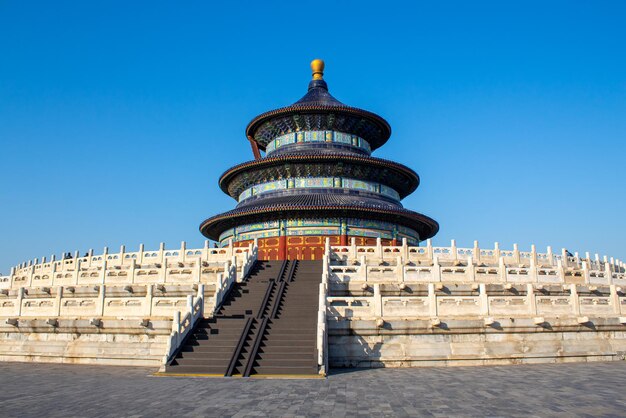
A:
199;60;439;260
1;59;625;373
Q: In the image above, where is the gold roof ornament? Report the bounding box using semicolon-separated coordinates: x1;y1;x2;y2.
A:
311;59;325;80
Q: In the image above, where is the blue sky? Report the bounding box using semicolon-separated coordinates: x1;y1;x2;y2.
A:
1;1;625;272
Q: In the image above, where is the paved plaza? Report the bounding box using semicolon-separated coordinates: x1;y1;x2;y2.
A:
0;362;625;417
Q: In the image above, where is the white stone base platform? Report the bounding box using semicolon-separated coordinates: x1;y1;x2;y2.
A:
0;318;172;366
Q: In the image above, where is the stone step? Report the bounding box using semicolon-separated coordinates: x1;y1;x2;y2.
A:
261;340;315;349
172;357;233;367
263;334;316;341
252;365;318;375
256;351;316;360
164;365;227;375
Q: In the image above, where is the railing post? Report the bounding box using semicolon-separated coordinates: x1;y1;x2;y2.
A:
610;285;620;315
529;257;538;282
159;242;165;264
473;240;480;264
479;283;488;316
373;284;382;317
467;256;475;282
16;287;24;317
98;285;106;316
186;295;193;318
138;243;144;265
570;284;580;315
129;258;136;285
396;255;404;283
55;286;63;317
73;258;81;285
547;246;554;266
145;284;153;317
432;255;441;282
119;245;126;265
499;256;507;282
180;241;186;262
359;255;367;282
401;237;408;260
350;237;357;260
197;284;205;318
604;257;613;284
557;260;565;283
428;283;437;317
527;284;536;315
174;311;181;348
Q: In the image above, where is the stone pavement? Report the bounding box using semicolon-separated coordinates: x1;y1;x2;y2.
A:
0;362;625;417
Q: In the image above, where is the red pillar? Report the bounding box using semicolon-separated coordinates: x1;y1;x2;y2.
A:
278;235;287;260
340;234;348;246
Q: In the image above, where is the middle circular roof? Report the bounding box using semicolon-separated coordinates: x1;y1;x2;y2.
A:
219;153;420;200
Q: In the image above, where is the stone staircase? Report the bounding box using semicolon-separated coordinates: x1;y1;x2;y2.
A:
165;260;322;376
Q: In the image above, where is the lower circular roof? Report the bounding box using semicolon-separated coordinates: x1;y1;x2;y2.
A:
199;193;439;241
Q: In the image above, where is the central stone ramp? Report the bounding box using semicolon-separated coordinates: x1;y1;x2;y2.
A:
164;260;322;377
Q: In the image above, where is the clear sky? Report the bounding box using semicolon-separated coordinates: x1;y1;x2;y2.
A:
1;1;625;272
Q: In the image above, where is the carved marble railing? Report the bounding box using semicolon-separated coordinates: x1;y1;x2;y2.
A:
1;240;257;290
326;282;626;322
329;239;625;286
0;283;211;321
0;241;259;324
332;238;624;271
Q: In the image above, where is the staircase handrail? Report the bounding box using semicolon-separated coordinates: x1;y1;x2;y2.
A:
241;242;259;279
317;239;331;375
275;260;288;282
257;279;275;319
242;317;269;377
212;259;238;315
285;260;298;282
225;316;254;377
270;281;286;319
161;284;205;366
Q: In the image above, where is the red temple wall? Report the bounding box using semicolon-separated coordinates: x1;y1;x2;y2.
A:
232;235;398;260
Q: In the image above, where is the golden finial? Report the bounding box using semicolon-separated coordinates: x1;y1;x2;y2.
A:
311;59;325;80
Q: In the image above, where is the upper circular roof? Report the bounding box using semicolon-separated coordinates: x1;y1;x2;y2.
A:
245;60;392;151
